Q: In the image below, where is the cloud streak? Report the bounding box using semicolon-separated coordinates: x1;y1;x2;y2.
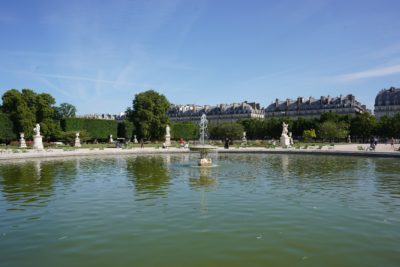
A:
338;64;400;82
13;70;147;88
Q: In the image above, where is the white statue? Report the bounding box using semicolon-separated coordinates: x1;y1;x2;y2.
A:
133;135;138;144
288;132;294;145
109;134;114;143
20;132;27;148
280;122;290;148
165;125;171;146
33;123;44;149
33;123;41;136
74;132;81;147
241;131;247;145
282;122;288;136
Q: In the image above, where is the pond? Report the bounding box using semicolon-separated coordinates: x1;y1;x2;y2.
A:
0;154;399;267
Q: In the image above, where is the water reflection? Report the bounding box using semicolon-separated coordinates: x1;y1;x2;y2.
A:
374;159;400;199
126;156;170;199
0;159;77;208
189;167;217;190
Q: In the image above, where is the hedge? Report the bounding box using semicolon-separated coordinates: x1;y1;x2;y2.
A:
0;112;16;142
171;122;199;141
118;121;134;140
61;118;118;141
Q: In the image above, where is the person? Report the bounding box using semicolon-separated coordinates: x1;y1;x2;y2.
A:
140;138;144;148
224;138;230;149
368;136;377;151
391;137;395;149
162;142;166;149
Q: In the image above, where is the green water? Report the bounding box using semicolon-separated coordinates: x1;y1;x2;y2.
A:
0;154;399;267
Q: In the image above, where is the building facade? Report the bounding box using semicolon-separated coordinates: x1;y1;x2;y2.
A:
168;101;264;123
76;112;126;122
265;94;368;119
374;87;400;120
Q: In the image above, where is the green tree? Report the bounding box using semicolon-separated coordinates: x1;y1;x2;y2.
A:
0;112;16;143
1;89;60;139
127;90;170;141
54;103;77;119
319;121;348;142
303;129;317;142
350;113;377;142
118;120;134;140
209;122;244;140
1;89;36;137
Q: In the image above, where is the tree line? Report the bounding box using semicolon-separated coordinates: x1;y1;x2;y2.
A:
169;112;400;143
1;88;400;144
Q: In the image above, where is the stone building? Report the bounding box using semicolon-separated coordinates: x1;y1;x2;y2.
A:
76;112;126;122
265;94;368;119
168;101;264;123
374;87;400;120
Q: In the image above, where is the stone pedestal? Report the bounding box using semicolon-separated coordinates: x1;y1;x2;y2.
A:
199;157;212;166
20;133;27;148
165;134;171;147
33;135;44;150
280;134;290;148
74;137;81;147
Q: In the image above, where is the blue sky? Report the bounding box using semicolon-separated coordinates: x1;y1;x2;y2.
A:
1;0;400;114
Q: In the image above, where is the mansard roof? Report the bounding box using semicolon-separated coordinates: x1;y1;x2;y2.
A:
168;101;263;116
375;87;400;106
266;94;363;112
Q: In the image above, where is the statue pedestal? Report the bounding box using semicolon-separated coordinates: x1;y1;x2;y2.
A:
33;135;44;150
165;134;171;147
280;134;290;148
20;138;27;148
74;137;81;147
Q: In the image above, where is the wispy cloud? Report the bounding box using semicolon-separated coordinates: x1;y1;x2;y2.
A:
337;64;400;82
12;70;147;88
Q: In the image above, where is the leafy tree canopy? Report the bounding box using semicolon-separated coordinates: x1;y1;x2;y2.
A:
127;90;170;141
54;103;77;119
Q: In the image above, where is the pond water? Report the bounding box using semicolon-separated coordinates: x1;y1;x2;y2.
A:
0;154;399;267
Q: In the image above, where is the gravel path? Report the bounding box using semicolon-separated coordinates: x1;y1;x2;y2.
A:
0;143;399;161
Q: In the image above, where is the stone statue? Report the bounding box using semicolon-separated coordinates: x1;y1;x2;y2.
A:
33;123;44;149
33;123;41;136
282;122;288;136
241;131;247;145
109;134;114;143
280;122;290;148
165;125;171;146
133;135;138;144
20;132;27;148
74;132;81;147
288;132;294;145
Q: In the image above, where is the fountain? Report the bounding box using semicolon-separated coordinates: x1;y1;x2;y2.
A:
189;114;217;166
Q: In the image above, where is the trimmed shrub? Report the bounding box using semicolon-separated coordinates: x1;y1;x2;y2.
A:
171;122;199;141
209;122;244;140
61;118;117;141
